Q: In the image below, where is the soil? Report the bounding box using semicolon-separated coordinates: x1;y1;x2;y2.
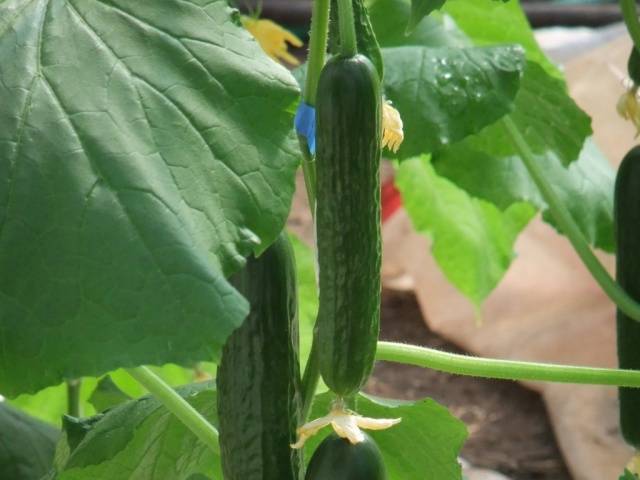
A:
366;289;572;480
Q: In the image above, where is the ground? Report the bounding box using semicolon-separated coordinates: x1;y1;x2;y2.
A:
366;290;571;480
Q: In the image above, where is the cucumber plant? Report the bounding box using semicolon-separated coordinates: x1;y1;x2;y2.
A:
4;0;640;479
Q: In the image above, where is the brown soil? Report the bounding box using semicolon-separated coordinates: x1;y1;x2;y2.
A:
366;290;572;480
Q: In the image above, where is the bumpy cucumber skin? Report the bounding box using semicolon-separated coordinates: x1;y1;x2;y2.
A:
328;0;384;79
315;54;382;398
616;146;640;449
305;433;387;480
217;233;302;480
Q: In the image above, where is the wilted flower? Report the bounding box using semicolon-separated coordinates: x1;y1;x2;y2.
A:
617;86;640;137
382;101;404;153
241;16;303;66
291;402;401;449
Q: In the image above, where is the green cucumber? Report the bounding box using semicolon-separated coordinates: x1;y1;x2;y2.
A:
305;433;387;480
315;54;382;398
328;0;384;79
616;146;640;449
217;233;302;480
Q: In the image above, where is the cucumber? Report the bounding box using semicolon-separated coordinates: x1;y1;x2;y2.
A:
615;146;640;449
305;432;387;480
217;233;303;480
328;0;384;79
315;53;382;398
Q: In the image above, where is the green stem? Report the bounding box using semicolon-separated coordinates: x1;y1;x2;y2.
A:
376;341;640;387
336;0;357;56
304;0;331;105
126;367;220;454
621;0;640;53
503;116;640;322
299;0;330;214
66;379;82;417
300;340;320;421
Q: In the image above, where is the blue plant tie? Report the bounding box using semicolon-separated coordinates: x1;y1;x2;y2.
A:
294;102;316;155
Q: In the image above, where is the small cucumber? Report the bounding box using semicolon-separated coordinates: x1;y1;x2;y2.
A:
615;145;640;449
305;433;387;480
217;233;303;480
315;53;382;398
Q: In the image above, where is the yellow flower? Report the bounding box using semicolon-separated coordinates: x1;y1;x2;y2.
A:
617;86;640;137
382;101;404;153
241;16;303;66
291;402;401;449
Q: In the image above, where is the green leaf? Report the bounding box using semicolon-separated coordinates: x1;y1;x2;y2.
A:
442;0;560;78
383;44;525;158
407;0;446;34
9;379;99;427
0;0;300;396
433;64;613;252
306;392;467;480
50;384;219;480
368;0;465;48
87;376;131;413
620;469;640;480
396;156;534;307
289;233;318;367
0;402;59;480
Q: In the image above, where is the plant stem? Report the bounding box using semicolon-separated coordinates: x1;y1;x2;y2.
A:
299;0;330;214
66;379;82;417
300;340;320;421
376;341;640;387
503;116;640;322
304;0;331;106
337;0;357;56
621;0;640;53
126;366;220;454
298;0;332;419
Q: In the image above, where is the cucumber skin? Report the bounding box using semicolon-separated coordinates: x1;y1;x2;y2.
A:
315;54;382;398
305;433;387;480
217;233;302;480
616;146;640;449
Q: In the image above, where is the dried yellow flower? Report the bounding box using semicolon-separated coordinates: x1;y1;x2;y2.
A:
382;101;404;153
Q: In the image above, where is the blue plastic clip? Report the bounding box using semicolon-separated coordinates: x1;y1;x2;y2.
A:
294;102;316;155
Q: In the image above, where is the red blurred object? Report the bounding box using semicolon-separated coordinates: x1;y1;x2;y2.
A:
381;180;402;223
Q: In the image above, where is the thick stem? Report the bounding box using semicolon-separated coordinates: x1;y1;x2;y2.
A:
298;136;317;215
376;342;640;387
66;379;82;417
621;0;640;53
300;340;320;421
503;116;640;322
337;0;357;56
126;367;220;454
304;0;331;105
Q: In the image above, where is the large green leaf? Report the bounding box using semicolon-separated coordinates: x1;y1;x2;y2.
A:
306;392;467;480
49;384;219;480
383;45;525;158
368;0;465;48
406;0;446;34
396;156;535;307
0;402;59;480
442;0;560;78
433;64;613;252
0;0;300;396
